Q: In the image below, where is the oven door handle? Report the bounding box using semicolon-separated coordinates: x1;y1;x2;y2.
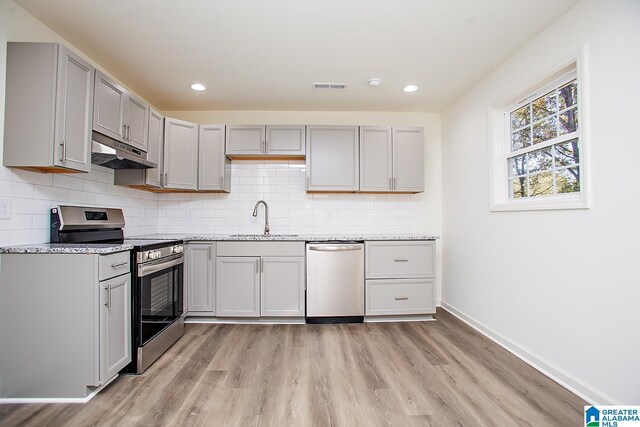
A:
138;255;183;277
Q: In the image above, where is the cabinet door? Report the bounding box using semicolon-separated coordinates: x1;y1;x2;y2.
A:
216;257;260;317
261;257;305;317
145;108;164;187
99;274;132;383
53;45;94;172
93;70;126;142
393;127;424;192
266;125;305;156
125;94;149;151
306;126;359;191
186;243;215;313
199;124;230;191
225;125;265;156
163;117;198;190
359;126;392;192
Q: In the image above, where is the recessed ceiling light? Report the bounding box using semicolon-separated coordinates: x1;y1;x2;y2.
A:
403;84;418;93
368;78;382;87
190;83;206;91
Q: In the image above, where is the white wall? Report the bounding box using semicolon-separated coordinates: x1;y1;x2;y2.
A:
441;0;640;405
0;1;159;243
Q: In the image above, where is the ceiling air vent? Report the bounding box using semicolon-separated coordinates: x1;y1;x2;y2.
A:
312;82;347;90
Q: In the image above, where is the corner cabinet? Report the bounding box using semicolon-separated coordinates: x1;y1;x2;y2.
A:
3;42;94;173
199;125;231;192
360;126;424;193
226;125;305;158
163;117;199;190
0;251;131;399
306;125;359;192
93;70;149;152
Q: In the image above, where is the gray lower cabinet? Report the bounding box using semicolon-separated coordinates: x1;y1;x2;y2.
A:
3;42;94;173
199;124;231;192
261;257;305;317
306;125;359;191
360;126;424;193
93;70;149;152
364;241;436;316
216;256;261;317
163;117;199;190
186;243;215;314
0;252;131;399
99;274;132;382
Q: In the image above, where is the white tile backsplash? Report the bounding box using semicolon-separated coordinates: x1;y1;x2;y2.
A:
0;160;424;245
0;165;158;245
157;160;421;236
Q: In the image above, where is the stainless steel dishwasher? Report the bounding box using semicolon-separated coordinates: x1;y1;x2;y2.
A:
306;242;364;323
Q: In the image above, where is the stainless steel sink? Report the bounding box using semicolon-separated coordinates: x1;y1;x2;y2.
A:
228;234;299;238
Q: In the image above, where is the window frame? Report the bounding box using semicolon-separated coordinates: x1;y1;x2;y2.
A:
488;49;589;212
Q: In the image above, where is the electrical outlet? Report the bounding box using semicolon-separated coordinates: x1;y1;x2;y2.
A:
0;199;11;219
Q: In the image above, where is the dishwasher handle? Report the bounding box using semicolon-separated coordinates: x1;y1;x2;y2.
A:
308;244;362;252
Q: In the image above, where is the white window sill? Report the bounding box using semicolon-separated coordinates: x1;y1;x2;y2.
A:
490;193;589;212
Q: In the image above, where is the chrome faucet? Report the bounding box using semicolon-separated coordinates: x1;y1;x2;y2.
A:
252;200;270;236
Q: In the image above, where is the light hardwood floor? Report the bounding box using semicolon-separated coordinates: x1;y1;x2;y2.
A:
0;309;585;426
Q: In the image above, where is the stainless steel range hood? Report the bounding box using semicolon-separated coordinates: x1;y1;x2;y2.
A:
91;131;156;169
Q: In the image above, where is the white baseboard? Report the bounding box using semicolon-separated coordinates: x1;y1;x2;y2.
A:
0;373;117;404
185;317;305;325
440;301;618;406
365;315;435;323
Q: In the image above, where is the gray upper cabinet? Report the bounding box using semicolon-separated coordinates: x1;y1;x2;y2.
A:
3;42;94;173
393;127;424;192
146;108;164;187
266;125;305;156
261;257;305;317
186;243;215;314
199;124;231;192
163;117;199;190
225;125;264;156
93;70;149;151
360;126;424;193
226;125;305;157
306;125;359;192
125;94;149;151
216;257;261;317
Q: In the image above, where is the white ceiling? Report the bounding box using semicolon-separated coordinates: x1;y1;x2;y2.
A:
15;0;579;112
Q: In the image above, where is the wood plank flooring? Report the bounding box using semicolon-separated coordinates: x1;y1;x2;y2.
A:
0;309;585;426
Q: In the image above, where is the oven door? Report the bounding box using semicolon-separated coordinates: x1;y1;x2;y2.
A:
137;254;184;347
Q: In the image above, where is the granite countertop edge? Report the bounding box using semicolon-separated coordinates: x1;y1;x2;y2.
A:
134;233;440;242
0;244;134;255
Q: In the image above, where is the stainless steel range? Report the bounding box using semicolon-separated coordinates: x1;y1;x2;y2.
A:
50;205;184;374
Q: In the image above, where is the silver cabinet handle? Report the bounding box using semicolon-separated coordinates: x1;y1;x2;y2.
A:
306;176;310;190
263;140;266;154
159;171;164;187
389;177;392;190
394;259;409;262
126;124;131;140
260;258;264;273
111;261;128;268
164;172;168;186
393;177;397;190
123;124;127;139
395;297;409;301
104;284;111;308
61;140;66;163
208;246;212;261
308;245;362;252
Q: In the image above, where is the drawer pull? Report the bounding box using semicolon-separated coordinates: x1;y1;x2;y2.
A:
395;297;409;300
393;259;409;262
111;261;128;268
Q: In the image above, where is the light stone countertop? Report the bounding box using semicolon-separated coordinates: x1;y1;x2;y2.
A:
0;243;134;255
129;233;439;242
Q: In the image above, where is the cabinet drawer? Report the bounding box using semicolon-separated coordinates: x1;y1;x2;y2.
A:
365;241;434;278
366;279;435;316
99;251;130;281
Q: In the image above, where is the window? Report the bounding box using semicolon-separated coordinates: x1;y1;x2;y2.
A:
489;54;588;211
